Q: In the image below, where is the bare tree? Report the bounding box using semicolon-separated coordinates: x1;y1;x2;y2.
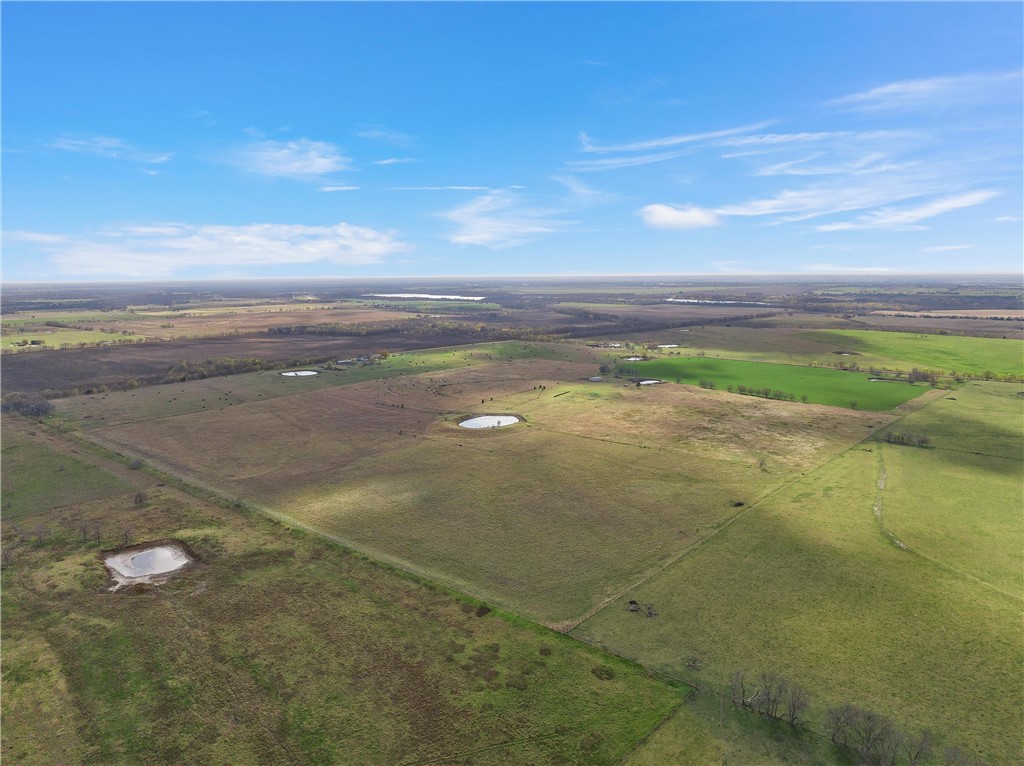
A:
785;683;810;727
876;726;904;766
944;745;976;766
749;673;788;719
904;729;934;766
730;671;747;707
849;707;891;762
826;704;858;746
31;523;47;544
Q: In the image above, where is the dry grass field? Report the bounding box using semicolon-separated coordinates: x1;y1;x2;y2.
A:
1;330;482;395
1;303;410;342
0;423;688;766
70;345;891;626
554;301;783;324
99;304;410;340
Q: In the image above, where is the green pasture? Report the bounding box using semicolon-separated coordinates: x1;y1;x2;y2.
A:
1;311;140;328
618;356;928;411
0;423;141;519
2;473;684;764
1;328;145;351
574;389;1023;764
803;329;1024;376
877;382;1023;596
636;322;1024;376
625;688;848;765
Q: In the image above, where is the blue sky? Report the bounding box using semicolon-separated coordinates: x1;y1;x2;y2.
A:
3;2;1022;281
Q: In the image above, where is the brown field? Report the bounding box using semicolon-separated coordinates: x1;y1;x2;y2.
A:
0;331;481;395
554;302;784;324
103;304;410;339
870;309;1024;319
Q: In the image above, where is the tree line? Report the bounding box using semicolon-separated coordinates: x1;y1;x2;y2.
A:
728;670;984;765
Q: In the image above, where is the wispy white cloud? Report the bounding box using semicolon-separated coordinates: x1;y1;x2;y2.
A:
356;127;415;147
717;131;844;148
7;222;409;278
715;181;937;222
318;185;359;192
48;134;171;164
580;122;772;154
444;191;568;248
995;216;1020;222
566;147;699;173
712;261;756;274
918;244;973;253
373;157;417;165
393;185;491;191
754;152;905;177
826;71;1023;112
802;263;900;274
639;204;720;229
816;190;998;231
551;174;616;204
234;138;350;178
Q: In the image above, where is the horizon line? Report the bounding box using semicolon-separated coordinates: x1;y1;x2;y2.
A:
4;271;1023;287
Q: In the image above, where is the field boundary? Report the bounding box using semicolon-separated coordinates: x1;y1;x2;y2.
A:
873;444;1022;603
568;388;949;634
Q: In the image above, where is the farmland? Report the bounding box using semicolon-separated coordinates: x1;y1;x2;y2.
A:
804;329;1024;376
3;277;1023;765
0;421;693;765
573;380;1023;764
66;345;889;625
0;329;488;396
1;328;147;351
617;356;931;410
625;323;1024;374
1;302;410;343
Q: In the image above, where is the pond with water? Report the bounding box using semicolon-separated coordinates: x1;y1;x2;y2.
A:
459;415;520;429
105;544;193;589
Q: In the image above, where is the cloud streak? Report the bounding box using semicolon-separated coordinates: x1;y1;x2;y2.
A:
234;138;350;178
580;122;772;154
393;185;491;191
918;244;973;253
444;191;568;248
7;222;409;278
816;190;998;231
827;71;1023;112
356;127;415;147
49;134;171;164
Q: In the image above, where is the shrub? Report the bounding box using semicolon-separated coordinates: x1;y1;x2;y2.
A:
0;392;54;417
